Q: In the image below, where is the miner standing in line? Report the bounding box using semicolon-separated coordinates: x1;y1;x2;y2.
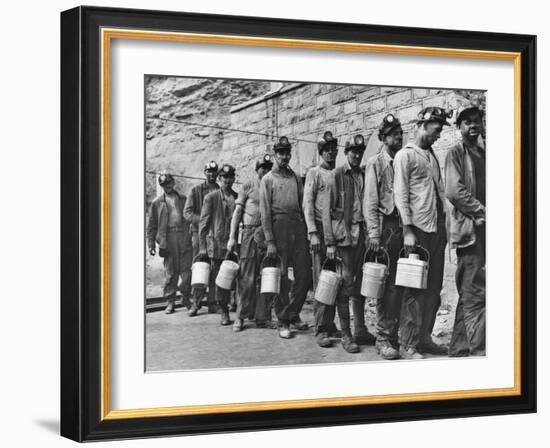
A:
227;154;274;332
147;173;193;314
393;107;450;359
445;105;486;357
303;131;339;347
364;114;404;360
323;135;376;353
184;161;219;314
196;164;238;325
259;136;311;339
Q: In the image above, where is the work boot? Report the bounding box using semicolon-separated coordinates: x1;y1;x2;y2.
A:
341;332;360;354
353;328;376;345
376;340;401;360
316;332;332;348
220;308;231;326
418;340;448;355
232;318;244;332
399;346;425;360
290;319;308;331
187;305;199;317
180;296;192;310
164;298;175;314
278;325;293;339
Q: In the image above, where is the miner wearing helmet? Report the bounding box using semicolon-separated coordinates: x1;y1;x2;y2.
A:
183;160;220;314
259;136;312;339
227;154;274;331
446;104;486;357
195;164;238;325
393;106;450;359
364;113;405;360
146;172;193;314
321;134;375;353
303;131;340;346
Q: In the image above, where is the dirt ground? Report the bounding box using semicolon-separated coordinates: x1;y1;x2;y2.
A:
145;250;458;371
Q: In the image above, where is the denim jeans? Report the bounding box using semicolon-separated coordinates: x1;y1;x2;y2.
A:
163;230;192;299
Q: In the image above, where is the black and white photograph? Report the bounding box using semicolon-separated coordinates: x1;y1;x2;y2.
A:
144;76;487;371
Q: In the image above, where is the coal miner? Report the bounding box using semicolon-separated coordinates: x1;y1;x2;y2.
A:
196;164;238;325
147;173;193;314
259;136;311;339
364;114;405;360
183;161;220;314
322;135;376;353
303;131;340;345
393;106;450;359
227;154;274;332
446;105;486;357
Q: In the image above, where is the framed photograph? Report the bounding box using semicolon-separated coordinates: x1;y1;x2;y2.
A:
60;5;536;442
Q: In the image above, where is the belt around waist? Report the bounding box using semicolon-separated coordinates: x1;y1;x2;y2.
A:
242;223;261;229
273;214;303;223
168;226;186;232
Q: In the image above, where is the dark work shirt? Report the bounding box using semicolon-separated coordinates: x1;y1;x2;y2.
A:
471;150;486;206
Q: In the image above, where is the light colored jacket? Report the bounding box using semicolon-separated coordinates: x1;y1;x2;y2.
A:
183;181;219;233
364;150;396;239
445;142;486;248
303;163;333;234
394;143;446;233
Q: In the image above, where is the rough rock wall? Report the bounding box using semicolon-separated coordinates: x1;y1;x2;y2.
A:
145;76;271;204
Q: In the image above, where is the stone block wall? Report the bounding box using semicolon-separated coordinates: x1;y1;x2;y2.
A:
223;82;480;186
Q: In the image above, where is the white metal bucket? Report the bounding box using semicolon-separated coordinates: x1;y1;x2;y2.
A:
191;258;211;288
260;256;282;294
360;248;390;299
215;260;239;290
395;247;429;289
314;263;341;305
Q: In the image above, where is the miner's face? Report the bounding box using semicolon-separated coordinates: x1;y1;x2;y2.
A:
384;126;403;152
421;121;444;147
205;170;218;184
161;179;175;194
257;165;271;179
321;144;338;164
346;148;364;168
458;111;483;140
275;149;291;168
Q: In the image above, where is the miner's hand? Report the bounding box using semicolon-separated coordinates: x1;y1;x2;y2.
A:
326;245;337;260
309;232;321;252
368;237;380;253
149;248;156;256
267;242;277;258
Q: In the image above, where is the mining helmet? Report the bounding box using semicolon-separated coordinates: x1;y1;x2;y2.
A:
345;134;366;152
158;172;175;186
256;153;273;170
273;136;292;152
204;160;219;172
317;130;338;154
455;104;483;127
219;163;236;177
378;113;402;141
416;107;452;126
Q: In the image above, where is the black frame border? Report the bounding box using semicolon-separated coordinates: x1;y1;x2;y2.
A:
60;6;536;442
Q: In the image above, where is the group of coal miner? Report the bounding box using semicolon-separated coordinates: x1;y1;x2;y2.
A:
147;105;486;360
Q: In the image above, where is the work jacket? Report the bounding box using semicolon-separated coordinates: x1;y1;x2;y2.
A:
322;162;365;247
445;142;486;249
364;149;397;239
199;189;238;259
303;163;334;235
394;143;446;233
147;191;190;251
183;181;219;234
259;163;304;243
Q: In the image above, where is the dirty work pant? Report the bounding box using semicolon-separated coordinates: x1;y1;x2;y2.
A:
375;215;405;346
163;230;192;299
272;218;312;325
449;225;486;356
311;223;336;334
211;258;232;311
315;228;365;335
399;219;446;349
